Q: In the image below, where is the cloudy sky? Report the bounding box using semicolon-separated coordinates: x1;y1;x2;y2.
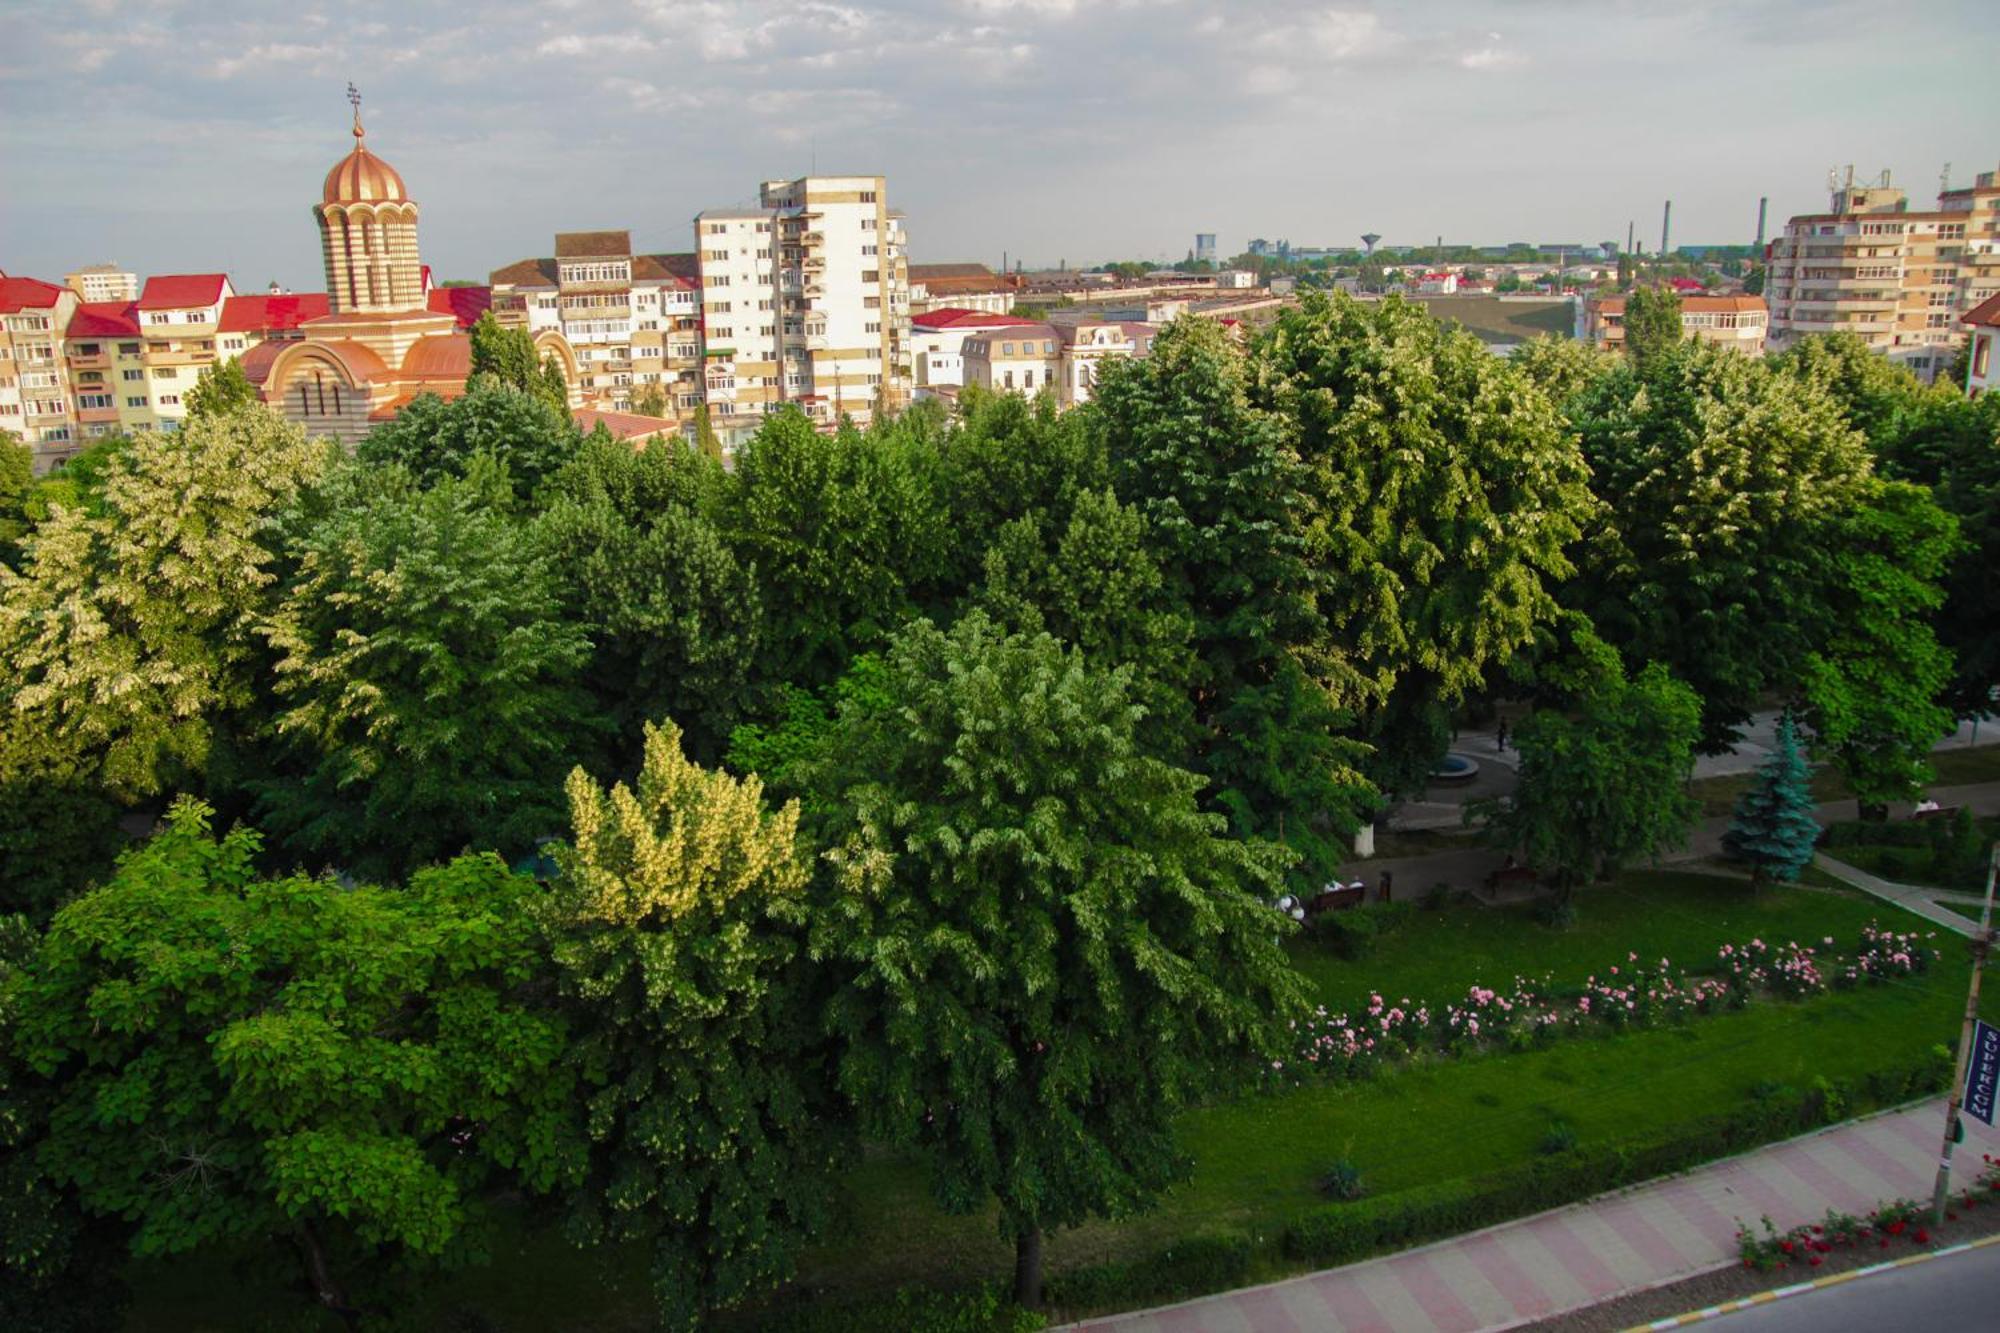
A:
4;0;1997;289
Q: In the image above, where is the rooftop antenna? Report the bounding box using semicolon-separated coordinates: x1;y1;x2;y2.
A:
1942;162;1953;195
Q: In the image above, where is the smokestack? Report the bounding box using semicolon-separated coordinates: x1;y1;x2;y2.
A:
1627;219;1635;257
1661;200;1672;259
1755;197;1768;250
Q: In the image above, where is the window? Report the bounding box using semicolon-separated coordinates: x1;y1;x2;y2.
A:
1023;370;1034;388
78;393;113;410
864;296;880;309
122;368;144;382
861;245;877;256
1975;336;1991;378
756;248;772;260
1001;343;1014;356
705;222;728;235
708;301;732;314
127;396;147;408
158;394;180;406
865;321;880;334
861;270;879;283
1004;370;1015;388
154;366;178;379
859;191;877;203
758;299;774;311
861;218;876;231
74;342;101;356
118;342;139;354
1043;340;1055;354
705;250;729;261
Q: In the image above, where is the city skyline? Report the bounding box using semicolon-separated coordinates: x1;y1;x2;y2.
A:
4;1;2000;288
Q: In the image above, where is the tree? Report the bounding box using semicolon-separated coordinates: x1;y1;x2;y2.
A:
1742;264;1766;297
0;406;335;800
6;800;579;1319
692;404;724;461
1621;285;1683;369
468;311;535;389
940;383;1106;590
629;381;669;418
181;358;259;422
535;433;761;763
545;722;838;1330
1511;335;1615;412
0;430;30;567
809;613;1304;1306
725;407;947;693
356;379;584;503
1796;479;1958;818
1722;712;1820;885
1096;316;1371;879
1564;340;1876;750
1771;332;1929;450
1253;293;1598;796
1485;638;1702;914
256;459;594;878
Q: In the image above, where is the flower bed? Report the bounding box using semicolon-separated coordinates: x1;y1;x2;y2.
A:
1270;923;1939;1085
1735;1155;2000;1272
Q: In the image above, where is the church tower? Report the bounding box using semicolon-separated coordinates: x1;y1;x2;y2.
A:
316;85;425;314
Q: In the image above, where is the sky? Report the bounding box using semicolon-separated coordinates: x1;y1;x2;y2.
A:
4;0;1999;291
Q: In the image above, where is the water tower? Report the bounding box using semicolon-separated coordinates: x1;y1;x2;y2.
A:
1361;233;1381;256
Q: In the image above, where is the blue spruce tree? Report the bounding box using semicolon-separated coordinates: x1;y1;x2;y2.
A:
1722;713;1821;885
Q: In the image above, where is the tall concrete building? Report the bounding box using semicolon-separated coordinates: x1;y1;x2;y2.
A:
489;231;702;418
2;273;81;470
1195;232;1218;265
1765;162;2000;381
697;174;910;434
64;264;138;304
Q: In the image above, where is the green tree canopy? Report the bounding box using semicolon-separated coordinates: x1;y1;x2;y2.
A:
1564;339;1876;749
181;358;260;423
356;379;584;503
545;722;837;1330
6;800;579;1318
939;385;1106;588
1096;316;1371;877
467;312;567;413
255;459;594;877
0;406;334;799
809;613;1304;1305
1621;285;1683;369
1485;638;1702;911
535;433;760;764
0;430;31;567
1253;293;1598;795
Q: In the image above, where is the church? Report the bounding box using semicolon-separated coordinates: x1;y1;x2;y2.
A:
250;95;577;445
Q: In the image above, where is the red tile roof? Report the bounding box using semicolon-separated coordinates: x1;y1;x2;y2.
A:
218;292;331;334
490;257;559;287
1962;292;2000;329
428;286;491;328
67;301;141;338
0;274;67;313
575;408;681;444
634;253;700;288
912;306;1040;331
138;273;229;310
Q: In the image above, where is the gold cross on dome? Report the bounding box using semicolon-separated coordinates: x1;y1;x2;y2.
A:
346;83;363;137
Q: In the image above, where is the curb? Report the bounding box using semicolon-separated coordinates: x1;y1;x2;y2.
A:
1628;1231;2000;1330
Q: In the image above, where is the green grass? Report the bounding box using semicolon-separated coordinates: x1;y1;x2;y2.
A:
123;870;1986;1330
1686;744;2000;819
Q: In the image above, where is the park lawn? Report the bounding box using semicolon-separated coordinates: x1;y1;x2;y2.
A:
1284;870;1914;1014
122;872;1987;1331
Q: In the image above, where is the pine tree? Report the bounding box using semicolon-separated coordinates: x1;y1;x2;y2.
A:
1722;713;1821;885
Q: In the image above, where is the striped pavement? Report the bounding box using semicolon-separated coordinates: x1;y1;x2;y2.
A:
1060;1099;2000;1333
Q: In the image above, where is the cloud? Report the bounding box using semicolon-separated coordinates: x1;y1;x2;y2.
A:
207;43;330;80
1459;46;1527;70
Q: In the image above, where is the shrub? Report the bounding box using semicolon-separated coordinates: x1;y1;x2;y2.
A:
1318;1158;1368;1201
1422;882;1454;911
1537;1120;1580;1156
1045;1234;1253;1314
754;1284;1043;1333
1309;902;1412;960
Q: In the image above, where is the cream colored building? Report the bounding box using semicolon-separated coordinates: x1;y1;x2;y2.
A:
64;264;139;304
1;273;81;470
910;307;1045;392
1765;163;2000;381
63;301;150;443
134;272;236;433
963;323;1062;397
1058;321;1157;408
1586;293;1769;357
489;231;702;419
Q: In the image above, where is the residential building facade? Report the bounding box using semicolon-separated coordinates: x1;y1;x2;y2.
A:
134;271;236;434
1586;293;1769;357
64;301;149;443
910;307;1042;393
489;231;701;419
963;323;1062;397
64;264;138;304
1058;320;1157;408
1765;163;2000;381
1;273;80;470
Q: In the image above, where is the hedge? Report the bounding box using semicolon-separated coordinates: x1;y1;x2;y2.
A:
747;1283;1044;1333
1043;1233;1253;1312
1279;1046;1952;1266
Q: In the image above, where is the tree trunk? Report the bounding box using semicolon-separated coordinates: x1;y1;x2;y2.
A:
296;1220;357;1325
1013;1225;1044;1309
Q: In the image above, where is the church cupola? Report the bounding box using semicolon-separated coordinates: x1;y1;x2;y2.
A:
314;86;425;314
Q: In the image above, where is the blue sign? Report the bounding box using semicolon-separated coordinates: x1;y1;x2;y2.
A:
1967;1020;2000;1128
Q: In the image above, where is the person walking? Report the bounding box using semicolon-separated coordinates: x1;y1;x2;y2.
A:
1495;719;1509;753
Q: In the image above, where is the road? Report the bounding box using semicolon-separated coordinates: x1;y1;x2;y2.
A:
1703;1239;2000;1330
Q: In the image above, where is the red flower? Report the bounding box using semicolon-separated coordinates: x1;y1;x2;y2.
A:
1948;1212;1959;1221
1809;1255;1823;1267
1780;1241;1793;1252
1881;1239;1891;1248
1889;1221;1906;1235
1811;1225;1823;1234
1915;1229;1930;1243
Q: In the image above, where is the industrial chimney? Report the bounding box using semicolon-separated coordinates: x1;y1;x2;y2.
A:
1755;197;1768;250
1660;200;1672;259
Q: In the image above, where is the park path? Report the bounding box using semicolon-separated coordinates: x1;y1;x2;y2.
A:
1058;1100;2000;1333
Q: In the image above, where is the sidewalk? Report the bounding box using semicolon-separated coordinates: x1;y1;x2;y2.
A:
1060;1100;2000;1333
1811;853;1989;938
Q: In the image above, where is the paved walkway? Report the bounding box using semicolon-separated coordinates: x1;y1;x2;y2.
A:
1060;1101;2000;1333
1811;852;1991;937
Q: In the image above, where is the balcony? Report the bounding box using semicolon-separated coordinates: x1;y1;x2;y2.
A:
66;347;109;370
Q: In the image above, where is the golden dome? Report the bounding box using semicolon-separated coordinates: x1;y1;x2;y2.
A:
322;140;409;205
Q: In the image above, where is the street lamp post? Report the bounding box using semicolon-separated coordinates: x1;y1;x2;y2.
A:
1931;842;2000;1225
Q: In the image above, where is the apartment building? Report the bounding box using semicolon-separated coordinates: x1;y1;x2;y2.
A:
2;273;81;469
489;231;702;418
218;292;333;360
65;264;139;304
1963;293;2000;398
130;273;235;433
909;262;1022;316
64;301;150;443
910;307;1043;393
1585;293;1769;357
963;323;1062;397
1765;163;2000;381
759;175;911;426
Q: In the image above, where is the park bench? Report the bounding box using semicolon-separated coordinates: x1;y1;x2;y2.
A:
1910;806;1961;822
1484;863;1539;893
1308;884;1368;915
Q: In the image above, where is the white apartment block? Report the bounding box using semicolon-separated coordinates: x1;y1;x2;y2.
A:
1;273;81;471
1766;163;2000;382
696;175;912;431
